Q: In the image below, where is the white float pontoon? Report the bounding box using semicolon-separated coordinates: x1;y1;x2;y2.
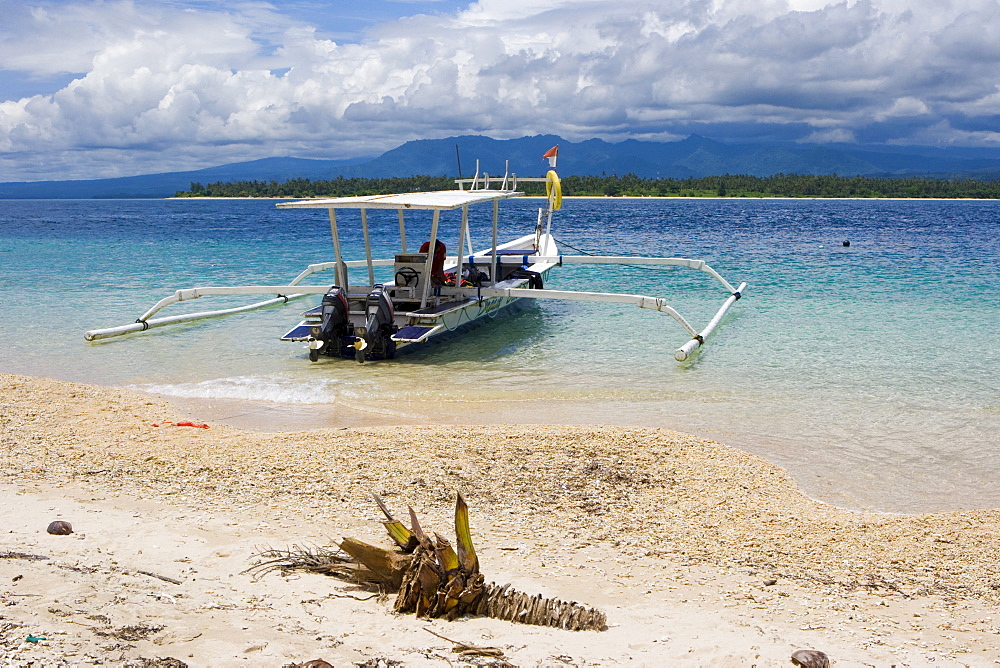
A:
84;161;746;362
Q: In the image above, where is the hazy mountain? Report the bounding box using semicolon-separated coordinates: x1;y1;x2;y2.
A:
0;156;369;199
4;135;1000;198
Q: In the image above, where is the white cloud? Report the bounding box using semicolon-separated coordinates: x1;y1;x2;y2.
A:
0;1;283;77
897;119;1000;147
801;128;857;143
3;0;1000;180
874;96;931;121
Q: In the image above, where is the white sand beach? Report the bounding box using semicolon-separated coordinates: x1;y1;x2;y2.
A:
3;373;1000;667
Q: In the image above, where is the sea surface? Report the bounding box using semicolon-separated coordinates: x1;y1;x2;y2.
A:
1;196;998;513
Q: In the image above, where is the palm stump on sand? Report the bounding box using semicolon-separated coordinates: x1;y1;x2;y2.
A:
329;493;606;631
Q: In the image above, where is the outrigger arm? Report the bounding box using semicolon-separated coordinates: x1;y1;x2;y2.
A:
83;288;315;341
86;279;744;360
481;254;746;360
80;257;389;341
496;255;740;292
84;254;744;361
458;282;746;361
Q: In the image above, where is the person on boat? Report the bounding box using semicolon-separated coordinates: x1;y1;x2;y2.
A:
419;239;447;285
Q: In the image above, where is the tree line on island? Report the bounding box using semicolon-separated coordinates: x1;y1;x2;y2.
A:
176;173;1000;199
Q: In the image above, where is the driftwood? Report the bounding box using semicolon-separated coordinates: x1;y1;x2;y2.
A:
424;627;505;658
0;551;50;561
136;569;183;585
252;493;607;631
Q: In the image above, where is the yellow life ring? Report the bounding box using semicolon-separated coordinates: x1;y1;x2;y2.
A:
545;170;562;211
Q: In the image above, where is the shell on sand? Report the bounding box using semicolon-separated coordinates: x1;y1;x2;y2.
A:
791;649;830;668
46;520;73;535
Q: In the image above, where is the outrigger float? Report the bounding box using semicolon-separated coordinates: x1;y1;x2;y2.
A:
85;152;746;362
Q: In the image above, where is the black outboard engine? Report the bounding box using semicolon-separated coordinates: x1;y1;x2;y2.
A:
356;284;397;363
310;286;350;361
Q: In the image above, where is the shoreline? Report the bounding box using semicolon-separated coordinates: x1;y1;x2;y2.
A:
166;194;1000;201
4;372;1000;665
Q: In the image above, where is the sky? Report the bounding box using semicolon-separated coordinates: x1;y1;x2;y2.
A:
2;0;1000;181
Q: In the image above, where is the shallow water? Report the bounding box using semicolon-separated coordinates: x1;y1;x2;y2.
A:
1;196;997;513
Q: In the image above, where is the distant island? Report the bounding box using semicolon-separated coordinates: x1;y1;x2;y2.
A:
7;133;1000;199
174;173;1000;199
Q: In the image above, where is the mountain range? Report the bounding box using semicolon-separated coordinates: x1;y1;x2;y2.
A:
5;134;1000;198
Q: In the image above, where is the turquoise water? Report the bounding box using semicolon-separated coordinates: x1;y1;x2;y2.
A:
1;197;997;513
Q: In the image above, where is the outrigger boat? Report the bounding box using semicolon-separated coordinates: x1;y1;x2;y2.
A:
85;153;746;362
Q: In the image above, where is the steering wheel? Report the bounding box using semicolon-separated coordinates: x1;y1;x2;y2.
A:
394;267;420;287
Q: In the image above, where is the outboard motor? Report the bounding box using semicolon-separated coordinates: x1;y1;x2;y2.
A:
356;284;397;363
310;286;350;361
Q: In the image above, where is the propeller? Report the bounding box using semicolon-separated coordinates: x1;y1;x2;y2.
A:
352;336;368;364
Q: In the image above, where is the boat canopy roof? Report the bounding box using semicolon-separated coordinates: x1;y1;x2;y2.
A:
276;189;523;211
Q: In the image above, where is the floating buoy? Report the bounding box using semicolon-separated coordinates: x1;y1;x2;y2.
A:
843;240;850;247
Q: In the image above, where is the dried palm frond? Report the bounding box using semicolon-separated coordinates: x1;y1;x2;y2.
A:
246;543;381;585
253;493;606;631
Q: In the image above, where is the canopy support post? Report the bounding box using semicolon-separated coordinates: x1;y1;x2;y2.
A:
490;200;499;286
421;209;441;308
455;205;469;288
361;208;374;287
464;213;474;257
329;209;348;291
398;210;407;253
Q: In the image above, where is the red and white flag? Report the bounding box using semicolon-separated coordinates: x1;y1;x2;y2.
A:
542;145;559;168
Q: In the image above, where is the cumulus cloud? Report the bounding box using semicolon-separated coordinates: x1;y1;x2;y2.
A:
3;0;1000;180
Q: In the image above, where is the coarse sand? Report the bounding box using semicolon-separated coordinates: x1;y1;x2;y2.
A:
2;373;1000;666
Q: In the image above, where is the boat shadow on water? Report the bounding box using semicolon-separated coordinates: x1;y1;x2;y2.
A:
380;301;552;365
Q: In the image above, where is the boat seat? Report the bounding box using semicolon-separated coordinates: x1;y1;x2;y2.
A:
280;323;314;341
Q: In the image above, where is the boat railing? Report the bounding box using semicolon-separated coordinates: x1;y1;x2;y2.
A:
456;174;550;191
457;159;552;191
